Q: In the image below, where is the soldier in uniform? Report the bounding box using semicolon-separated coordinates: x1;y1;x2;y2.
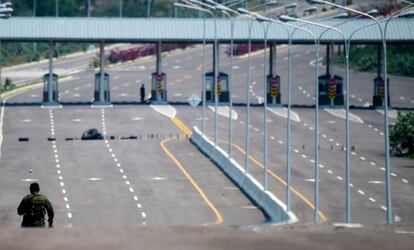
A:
17;182;54;228
140;84;146;102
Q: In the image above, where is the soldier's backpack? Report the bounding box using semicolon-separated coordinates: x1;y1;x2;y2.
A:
28;196;46;220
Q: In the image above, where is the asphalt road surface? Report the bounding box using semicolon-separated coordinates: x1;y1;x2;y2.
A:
0;43;413;248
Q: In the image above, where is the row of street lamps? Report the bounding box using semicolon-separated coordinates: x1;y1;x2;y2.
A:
175;0;414;225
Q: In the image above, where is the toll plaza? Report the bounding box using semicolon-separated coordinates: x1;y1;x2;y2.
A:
1;18;413;106
205;72;229;103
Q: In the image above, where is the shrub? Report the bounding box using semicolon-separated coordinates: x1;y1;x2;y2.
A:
390;112;414;156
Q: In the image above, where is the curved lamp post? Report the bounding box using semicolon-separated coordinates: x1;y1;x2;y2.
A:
280;15;348;225
175;1;216;139
186;0;219;146
206;1;237;158
306;0;399;225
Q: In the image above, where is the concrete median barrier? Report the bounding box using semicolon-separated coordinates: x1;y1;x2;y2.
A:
190;126;297;224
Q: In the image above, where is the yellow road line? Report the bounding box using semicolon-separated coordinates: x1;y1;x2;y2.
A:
171;117;192;136
169;116;327;223
230;143;327;223
160;138;223;225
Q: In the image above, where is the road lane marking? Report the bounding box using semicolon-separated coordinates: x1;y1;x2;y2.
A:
368;181;384;184
376;110;398;119
369;197;376;203
208;106;238;120
324;108;364;124
402;179;408;184
267;107;301;122
160;138;223;225
358;190;365;195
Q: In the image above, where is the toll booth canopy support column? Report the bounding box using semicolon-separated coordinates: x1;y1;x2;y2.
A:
151;41;166;102
99;41;105;103
373;44;389;107
267;43;281;105
48;40;54;104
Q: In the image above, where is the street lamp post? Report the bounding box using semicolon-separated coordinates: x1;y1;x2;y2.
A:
186;0;219;146
175;1;217;142
235;8;256;174
253;12;319;216
280;15;347;225
120;0;123;18
306;0;403;225
147;0;151;18
212;2;236;158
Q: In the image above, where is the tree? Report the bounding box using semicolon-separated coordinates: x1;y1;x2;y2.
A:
390;112;414;156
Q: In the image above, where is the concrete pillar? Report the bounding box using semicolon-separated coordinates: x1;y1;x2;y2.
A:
156;41;162;74
213;42;219;77
269;43;276;76
377;44;382;78
99;41;105;103
48;40;54;103
326;44;331;77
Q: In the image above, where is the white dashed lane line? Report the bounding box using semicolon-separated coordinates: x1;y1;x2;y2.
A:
100;109;147;223
48;109;73;224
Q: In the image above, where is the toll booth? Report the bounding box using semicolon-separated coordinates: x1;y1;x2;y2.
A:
318;74;344;106
205;72;229;103
151;73;167;102
43;73;59;104
373;77;390;107
267;75;281;105
94;72;110;103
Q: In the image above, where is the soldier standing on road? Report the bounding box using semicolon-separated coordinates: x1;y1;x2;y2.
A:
140;84;146;102
17;182;54;228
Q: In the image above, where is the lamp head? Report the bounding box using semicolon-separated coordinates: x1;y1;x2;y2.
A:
306;0;325;5
397;10;414;18
303;6;318;13
237;8;250;15
279;15;295;22
285;2;298;10
255;14;271;22
366;9;378;16
333;12;348;18
267;0;278;5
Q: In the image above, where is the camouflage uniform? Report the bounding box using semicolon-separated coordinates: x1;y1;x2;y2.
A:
17;193;54;228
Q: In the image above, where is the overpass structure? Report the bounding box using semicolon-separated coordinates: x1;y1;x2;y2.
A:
1;17;413;106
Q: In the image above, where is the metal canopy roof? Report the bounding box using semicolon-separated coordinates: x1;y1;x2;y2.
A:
0;17;413;44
